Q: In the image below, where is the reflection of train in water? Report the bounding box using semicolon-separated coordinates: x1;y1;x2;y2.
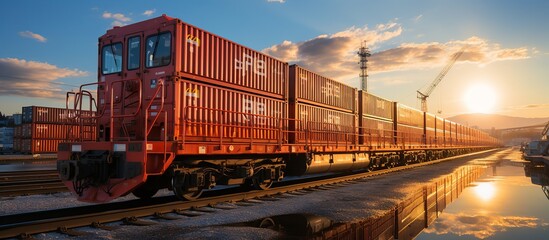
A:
56;15;500;203
524;163;549;200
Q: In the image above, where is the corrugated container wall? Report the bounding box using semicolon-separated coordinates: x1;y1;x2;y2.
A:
30;123;96;140
435;116;444;143
396;103;423;128
425;113;436;145
177;80;287;143
289;65;356;112
22;106;96;125
292;103;356;144
14;125;22;138
180;23;288;99
360;117;394;147
13;138;22;152
21;139;64;154
359;91;394;120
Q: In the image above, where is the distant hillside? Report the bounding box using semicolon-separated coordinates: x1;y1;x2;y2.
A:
447;114;549;129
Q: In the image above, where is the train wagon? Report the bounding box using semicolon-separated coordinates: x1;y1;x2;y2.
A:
57;15;500;203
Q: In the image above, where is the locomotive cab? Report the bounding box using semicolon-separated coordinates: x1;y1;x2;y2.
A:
57;15;285;202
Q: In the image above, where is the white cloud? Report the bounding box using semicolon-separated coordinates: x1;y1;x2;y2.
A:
423;212;542;239
414;14;423;23
371;36;529;73
143;9;156;16
263;21;529;83
267;0;286;3
111;21;125;27
102;11;131;26
19;31;47;43
0;58;88;98
263;20;403;81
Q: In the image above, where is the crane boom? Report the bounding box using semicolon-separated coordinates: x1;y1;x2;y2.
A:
417;48;465;112
542;121;549;140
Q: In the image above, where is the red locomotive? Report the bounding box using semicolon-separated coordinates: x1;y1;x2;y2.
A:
57;15;500;203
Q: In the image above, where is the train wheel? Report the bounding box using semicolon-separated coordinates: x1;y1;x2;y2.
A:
173;186;203;201
253;178;273;190
171;172;203;201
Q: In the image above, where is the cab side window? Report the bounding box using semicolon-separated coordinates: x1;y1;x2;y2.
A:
128;36;140;70
102;43;122;74
146;32;171;68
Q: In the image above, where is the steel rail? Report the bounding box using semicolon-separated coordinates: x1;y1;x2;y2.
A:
0;170;66;197
0;170;58;182
0;149;500;239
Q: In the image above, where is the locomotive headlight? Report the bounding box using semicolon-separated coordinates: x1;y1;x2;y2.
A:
71;145;82;152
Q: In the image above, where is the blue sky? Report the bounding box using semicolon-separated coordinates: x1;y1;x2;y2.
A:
1;0;548;118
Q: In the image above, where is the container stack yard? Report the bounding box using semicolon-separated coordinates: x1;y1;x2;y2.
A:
12;106;96;154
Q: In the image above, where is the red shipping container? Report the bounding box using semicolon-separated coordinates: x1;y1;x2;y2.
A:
180;22;288;99
456;123;464;145
21;138;64;154
424;113;436;145
14;125;22;138
20;123;96;141
289;65;356;112
34;123;96;140
177;80;287;143
397;103;423;128
359;90;394;120
290;103;356;144
22;124;32;138
435;116;444;144
360;116;394;147
396;124;424;147
13;138;22;152
22;106;96;125
444;120;452;146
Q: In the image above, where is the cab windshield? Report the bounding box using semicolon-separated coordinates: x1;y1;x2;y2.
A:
102;43;123;74
146;32;171;68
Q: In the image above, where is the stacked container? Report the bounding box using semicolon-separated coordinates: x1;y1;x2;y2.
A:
288;65;357;145
424;112;436;146
435;116;444;146
0;127;14;151
15;106;97;154
174;22;289;145
358;90;395;148
395;103;424;147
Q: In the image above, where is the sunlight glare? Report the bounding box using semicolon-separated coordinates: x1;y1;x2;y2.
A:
464;83;497;113
474;182;496;202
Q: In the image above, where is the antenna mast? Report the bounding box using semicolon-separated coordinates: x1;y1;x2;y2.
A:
357;41;371;91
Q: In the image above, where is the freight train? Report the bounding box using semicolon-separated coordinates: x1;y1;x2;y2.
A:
57;15;500;203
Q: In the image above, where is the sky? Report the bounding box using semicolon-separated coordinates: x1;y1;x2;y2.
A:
1;0;548;118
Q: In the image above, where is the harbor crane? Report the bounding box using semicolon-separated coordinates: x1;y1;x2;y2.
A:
542;121;549;140
417;48;465;112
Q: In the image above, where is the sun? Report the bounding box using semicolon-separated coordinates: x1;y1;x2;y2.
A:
464;84;497;114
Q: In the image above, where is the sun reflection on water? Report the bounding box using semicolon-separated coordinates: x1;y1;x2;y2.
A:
474;182;496;202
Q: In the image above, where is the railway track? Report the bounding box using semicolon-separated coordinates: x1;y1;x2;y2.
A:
0;170;67;197
0;149;499;239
